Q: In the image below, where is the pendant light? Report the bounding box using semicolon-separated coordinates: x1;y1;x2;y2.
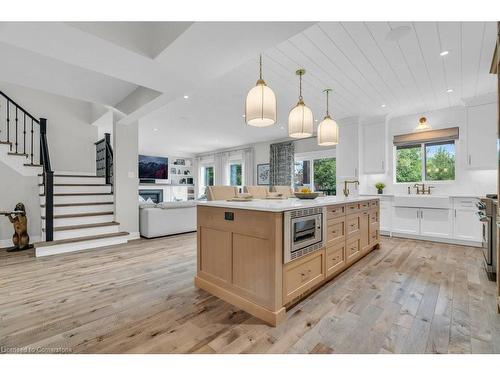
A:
288;69;313;138
415;116;431;132
245;54;276;127
317;88;339;146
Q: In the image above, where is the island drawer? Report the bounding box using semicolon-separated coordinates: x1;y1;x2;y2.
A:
326;242;346;277
369;229;379;245
369;209;379;224
326;217;345;245
346;214;361;237
326;204;345;219
283;250;325;304
346;236;361;264
359;201;370;211
346;202;360;214
369;200;379;208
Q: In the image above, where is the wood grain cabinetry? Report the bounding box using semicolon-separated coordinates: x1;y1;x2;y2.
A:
283;250;325;304
196;199;380;326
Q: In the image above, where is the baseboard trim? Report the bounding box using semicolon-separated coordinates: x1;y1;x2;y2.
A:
391;232;482;247
1;236;41;250
127;232;140;240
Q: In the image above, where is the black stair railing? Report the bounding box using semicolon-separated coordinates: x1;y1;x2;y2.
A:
95;133;113;189
0;90;54;242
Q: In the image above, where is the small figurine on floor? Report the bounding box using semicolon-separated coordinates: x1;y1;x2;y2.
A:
3;203;30;252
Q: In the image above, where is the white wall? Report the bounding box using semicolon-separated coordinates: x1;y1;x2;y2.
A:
359;103;498;196
1;81;98;173
0;82;100;247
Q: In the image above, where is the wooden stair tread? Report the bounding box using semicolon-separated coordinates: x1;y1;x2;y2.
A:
42;221;120;232
0;141;12;145
38;183;109;186
41;202;114;207
39;193;113;196
42;211;114;219
8;152;28;157
24;163;42;167
38;173;101;177
34;231;129;248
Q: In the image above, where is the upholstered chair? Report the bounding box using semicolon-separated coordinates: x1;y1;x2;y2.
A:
243;186;269;199
206;186;238;201
271;185;295;198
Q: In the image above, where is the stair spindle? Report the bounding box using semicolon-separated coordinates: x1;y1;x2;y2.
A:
23;113;26;155
15;107;18;153
31;118;34;165
6;101;10;150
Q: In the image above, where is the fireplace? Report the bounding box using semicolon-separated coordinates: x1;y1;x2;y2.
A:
139;189;163;203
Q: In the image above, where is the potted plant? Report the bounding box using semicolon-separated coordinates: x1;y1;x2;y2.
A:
375;182;386;195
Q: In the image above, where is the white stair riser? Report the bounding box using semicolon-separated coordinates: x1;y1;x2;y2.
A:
40;194;114;205
39;185;111;194
43;214;115;228
35;236;128;257
48;224;119;241
38;176;106;185
42;204;115;216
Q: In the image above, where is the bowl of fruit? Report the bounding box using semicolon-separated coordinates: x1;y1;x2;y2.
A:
294;187;319;199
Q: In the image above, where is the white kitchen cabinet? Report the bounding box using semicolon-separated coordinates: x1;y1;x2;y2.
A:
336;121;359;179
452;198;482;242
420;208;451;238
379;199;392;233
466;103;497;170
392;207;420;235
362;122;385;174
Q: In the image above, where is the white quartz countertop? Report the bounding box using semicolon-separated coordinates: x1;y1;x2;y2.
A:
197;196;376;212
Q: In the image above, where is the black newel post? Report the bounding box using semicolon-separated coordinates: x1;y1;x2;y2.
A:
40;118;54;242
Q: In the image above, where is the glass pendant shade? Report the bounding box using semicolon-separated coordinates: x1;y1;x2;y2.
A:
245;79;277;127
318;115;339;146
288;100;314;138
288;69;313;138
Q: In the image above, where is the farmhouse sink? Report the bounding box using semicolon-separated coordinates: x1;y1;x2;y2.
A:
393;195;451;209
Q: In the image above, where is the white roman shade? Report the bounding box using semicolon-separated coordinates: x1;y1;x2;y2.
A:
393;127;459;147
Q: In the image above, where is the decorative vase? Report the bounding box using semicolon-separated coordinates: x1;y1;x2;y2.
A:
377;189;383;194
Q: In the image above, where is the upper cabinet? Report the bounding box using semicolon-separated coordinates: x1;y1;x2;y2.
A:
336;120;359;179
361;122;386;174
466;103;497;170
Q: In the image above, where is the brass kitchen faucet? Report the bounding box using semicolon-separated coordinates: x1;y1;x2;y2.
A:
343;180;359;197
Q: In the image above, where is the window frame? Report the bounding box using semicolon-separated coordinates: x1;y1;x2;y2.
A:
294;150;337;194
393;140;457;185
199;163;215;197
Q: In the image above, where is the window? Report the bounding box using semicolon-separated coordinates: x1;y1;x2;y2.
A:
313;158;336;195
425;141;455;181
229;163;242;186
294;160;311;189
395;141;455;183
294;154;336;195
199;165;214;197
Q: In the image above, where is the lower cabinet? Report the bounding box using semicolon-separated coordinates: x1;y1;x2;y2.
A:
453;198;482;242
392;207;420;235
326;242;346;277
283;250;325;304
346;236;362;264
420;208;451;238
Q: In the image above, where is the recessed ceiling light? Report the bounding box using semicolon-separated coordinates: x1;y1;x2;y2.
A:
279;125;284;130
314;119;318;122
381;104;387;108
153;128;158;132
242;114;246;118
440;50;449;56
183;95;189;99
446;88;454;93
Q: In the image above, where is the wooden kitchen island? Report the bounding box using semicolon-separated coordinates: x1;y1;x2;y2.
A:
194;197;380;326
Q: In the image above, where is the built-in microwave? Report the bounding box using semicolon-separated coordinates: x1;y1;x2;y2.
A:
284;207;325;263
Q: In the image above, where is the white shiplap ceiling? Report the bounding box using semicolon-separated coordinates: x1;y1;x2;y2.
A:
140;21;497;156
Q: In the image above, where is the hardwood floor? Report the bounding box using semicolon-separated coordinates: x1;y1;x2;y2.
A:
1;234;499;354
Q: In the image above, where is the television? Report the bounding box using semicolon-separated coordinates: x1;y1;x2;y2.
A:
139;155;168;180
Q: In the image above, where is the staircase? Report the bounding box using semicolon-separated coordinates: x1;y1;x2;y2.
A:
1;90;129;257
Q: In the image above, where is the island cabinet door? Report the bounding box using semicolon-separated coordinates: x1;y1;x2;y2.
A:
283;250;325;304
326;216;345;246
359;210;370;252
326;204;345;219
346;213;361;237
346;236;361;265
326;242;346;278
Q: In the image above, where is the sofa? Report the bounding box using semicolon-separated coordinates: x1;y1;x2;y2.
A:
139;201;197;238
